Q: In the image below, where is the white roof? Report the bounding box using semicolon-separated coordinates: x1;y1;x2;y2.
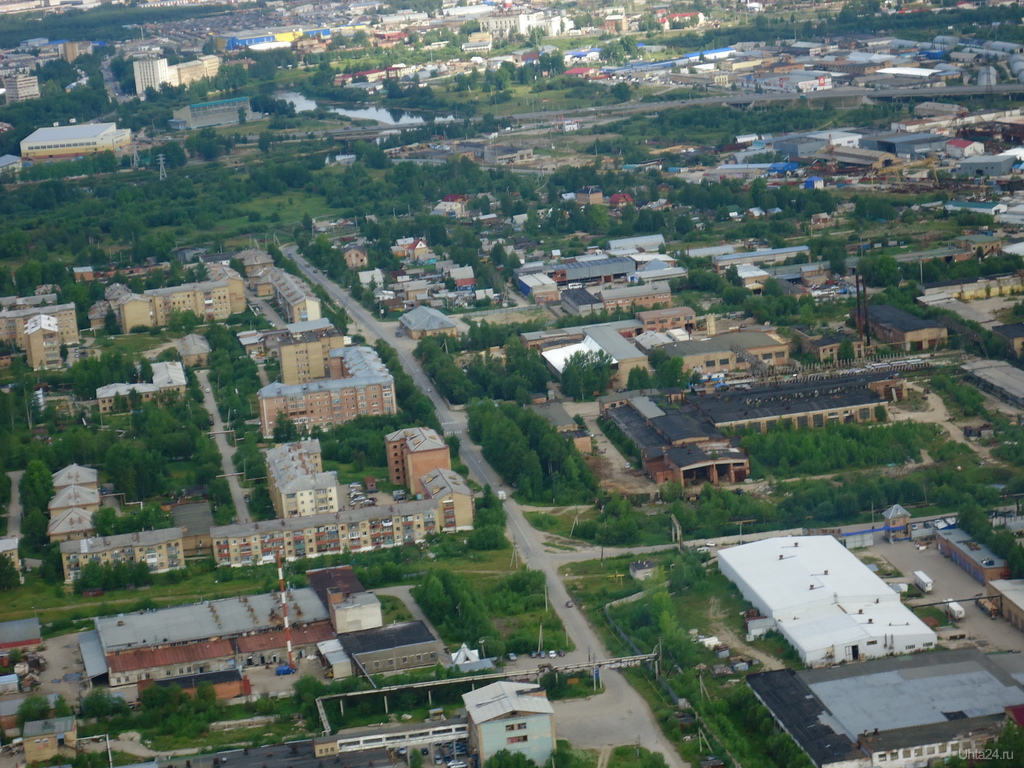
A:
151;361;186;389
451;643;480;664
718;536;936;660
876;67;940;77
25;314;58;334
463;681;553;723
52;463;97;489
22;122;121;142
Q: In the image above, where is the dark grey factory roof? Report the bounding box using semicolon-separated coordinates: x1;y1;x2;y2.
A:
606;404;672;456
341;620;437;655
748;669;863;767
560;287;602;307
650;408;723;443
0;617;40;646
151;669;244;689
695;374;888;425
866;304;938;333
792;648;1024;755
562;257;636;280
306;565;366;608
993;323;1024;340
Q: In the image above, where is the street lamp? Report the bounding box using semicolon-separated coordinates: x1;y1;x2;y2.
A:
478;638;487;659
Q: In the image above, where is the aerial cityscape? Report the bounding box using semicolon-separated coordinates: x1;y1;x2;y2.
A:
2;1;1024;767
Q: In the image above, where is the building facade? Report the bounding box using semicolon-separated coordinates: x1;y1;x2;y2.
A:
463;682;555;766
0;302;79;350
277;326;347;385
3;74;40;102
60;528;186;583
211;500;446;565
385;427;451;486
24;313;61;370
266;440;340;519
258;346;395;437
20;123;132;161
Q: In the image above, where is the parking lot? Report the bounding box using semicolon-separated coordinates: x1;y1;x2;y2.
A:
858;536;1024;652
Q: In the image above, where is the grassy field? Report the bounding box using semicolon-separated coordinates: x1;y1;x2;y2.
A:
90;329;177;354
10;567;277;626
380;593;413;624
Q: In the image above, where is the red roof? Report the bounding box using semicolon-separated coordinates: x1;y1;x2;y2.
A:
609;193;634;206
455;277;477;288
235;622;335;653
565;67;593;76
107;640;234;673
946;139;976;148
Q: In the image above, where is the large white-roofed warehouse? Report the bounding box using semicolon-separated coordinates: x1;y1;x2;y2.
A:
718;536;936;667
20;122;132;161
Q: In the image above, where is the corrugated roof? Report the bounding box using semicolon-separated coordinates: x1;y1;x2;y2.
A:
462;681;553;723
106;640;234;673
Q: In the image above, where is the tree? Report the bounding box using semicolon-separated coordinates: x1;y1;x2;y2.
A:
560;350;613;401
258;131;273;154
626;366;652;390
274;411;299;443
485;750;537;768
837;337;856;361
16;695;52;730
19;459;54;516
0;554;19;590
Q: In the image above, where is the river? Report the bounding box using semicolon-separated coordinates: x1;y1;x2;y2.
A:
276;91;455;126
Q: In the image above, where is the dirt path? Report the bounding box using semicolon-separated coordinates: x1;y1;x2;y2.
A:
890;383;996;462
596;745;614;768
706;597;784;672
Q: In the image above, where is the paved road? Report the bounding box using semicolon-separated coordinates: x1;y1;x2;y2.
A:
5;470;24;538
287;250;687;768
196;369;252;524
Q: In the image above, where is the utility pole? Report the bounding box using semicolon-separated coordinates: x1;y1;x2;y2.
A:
157;153;167;181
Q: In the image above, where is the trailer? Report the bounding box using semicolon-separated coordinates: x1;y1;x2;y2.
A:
945;600;966;621
913;570;933;593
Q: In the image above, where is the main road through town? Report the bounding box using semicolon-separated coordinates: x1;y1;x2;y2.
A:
286;247;687;767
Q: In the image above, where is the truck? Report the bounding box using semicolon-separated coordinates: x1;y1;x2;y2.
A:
976;596;1000;618
913;570;933;593
944;600;966;621
497;490;507;501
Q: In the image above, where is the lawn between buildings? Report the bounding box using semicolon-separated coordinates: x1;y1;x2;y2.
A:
563;551;814;768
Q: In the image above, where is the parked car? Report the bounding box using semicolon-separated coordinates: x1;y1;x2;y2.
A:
548;650;557;659
507;652;517;661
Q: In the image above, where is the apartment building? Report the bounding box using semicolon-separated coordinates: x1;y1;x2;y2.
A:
254;267;321;323
276;324;347;385
419;467;475;532
211;499;444;565
258;346;395;437
266;440;340;519
2;74;40;102
112;268;246;331
96;361;187;413
0;302;79;350
24;314;62;370
385;426;450;486
60;528;185;583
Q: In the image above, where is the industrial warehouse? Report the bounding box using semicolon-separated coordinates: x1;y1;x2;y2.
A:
748;647;1024;768
75;567;444;697
718;536;937;666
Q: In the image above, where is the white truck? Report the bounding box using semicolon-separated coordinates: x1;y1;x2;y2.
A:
913;570;933;593
497;490;507;501
945;600;966;621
